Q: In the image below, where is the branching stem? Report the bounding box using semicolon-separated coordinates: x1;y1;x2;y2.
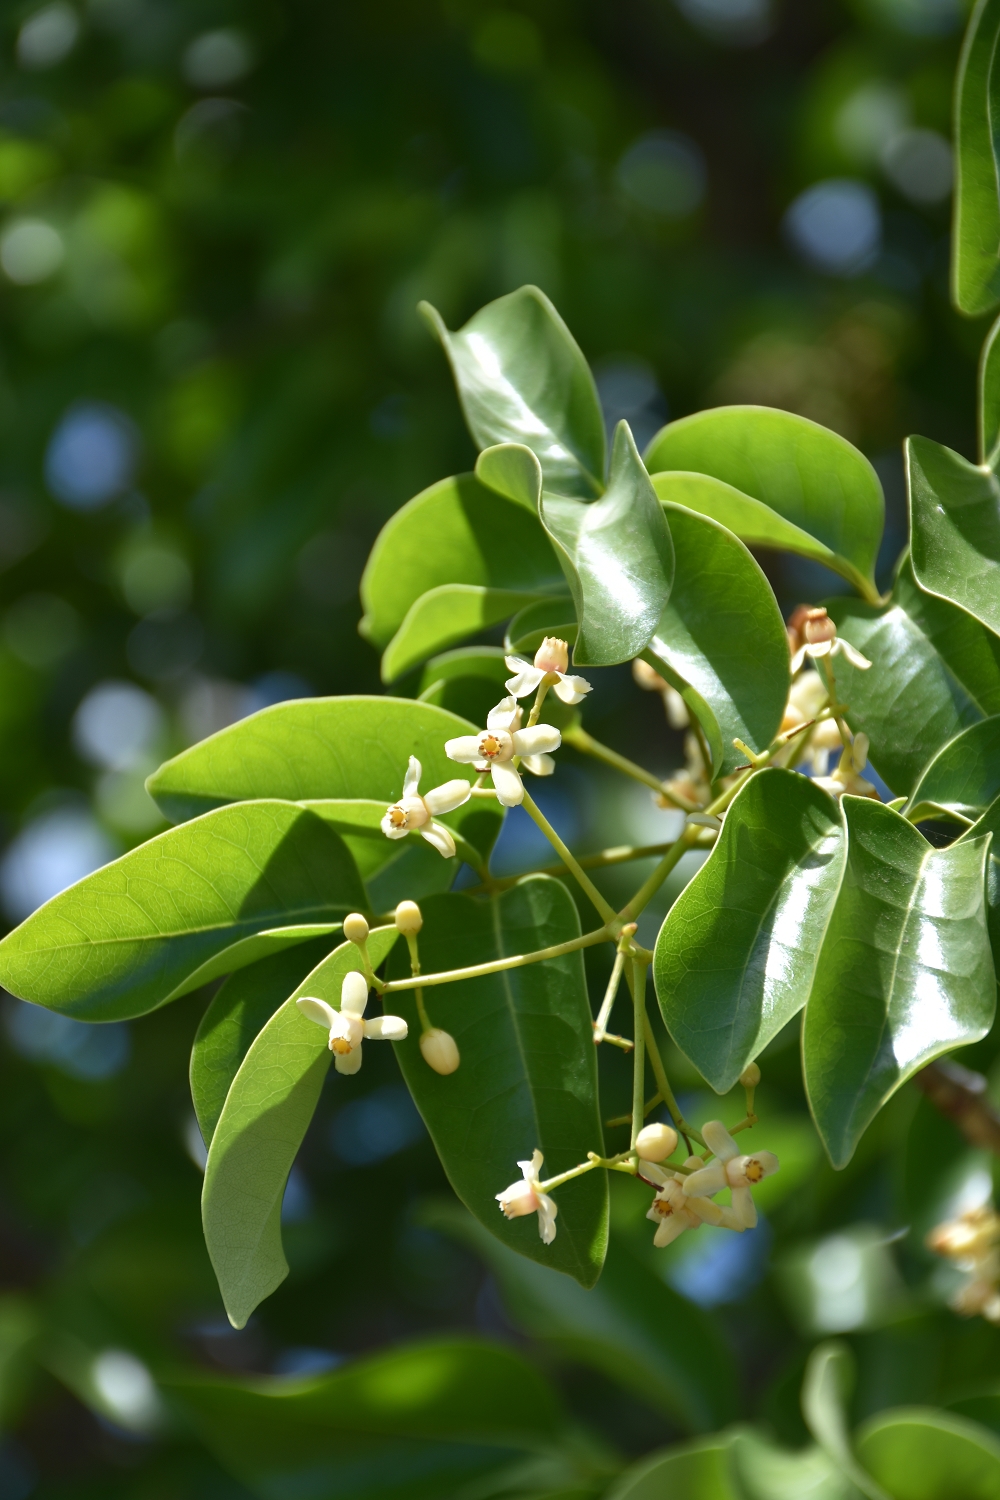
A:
520;790;619;924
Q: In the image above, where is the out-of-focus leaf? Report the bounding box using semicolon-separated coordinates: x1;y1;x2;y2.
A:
732;1431;863;1500
146;697;502;861
168;1337;572;1500
645;406;884;604
540;422;674;667
359;471;561;649
202;928;399;1329
980;312;1000;464
655;770;845;1093
604;1434;740;1500
830;556;1000;796
962;794;1000;975
802;800;995;1168
906;717;1000;821
190;936;336;1146
505;598;579;657
424;1201;738;1434
381;583;550;681
420;286;606;498
475;441;544;510
952;0;1000;316
644;504;789;776
908;436;1000;638
0;802;364;1022
802;1343;889;1500
387;880;608;1288
856;1409;1000;1500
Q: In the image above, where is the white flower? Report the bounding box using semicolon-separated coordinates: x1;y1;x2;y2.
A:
380;755;472;857
644;1159;742;1247
813;733;878;801
297;970;408;1075
445;697;561;807
496;1149;557;1244
505;636;592;706
682;1121;779;1229
789;611;871;675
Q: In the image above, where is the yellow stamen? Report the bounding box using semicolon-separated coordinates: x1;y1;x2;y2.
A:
479;734;502;759
387;805;408;828
745;1159;764;1183
330;1038;353;1055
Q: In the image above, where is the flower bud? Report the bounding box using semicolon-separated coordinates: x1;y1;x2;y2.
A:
420;1027;460;1074
343;912;369;946
635;1123;679;1162
632;657;666;691
739;1063;761;1088
802;607;837;645
533;636;569;674
394;900;423;935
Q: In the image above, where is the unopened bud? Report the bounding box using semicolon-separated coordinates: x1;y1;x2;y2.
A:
343;913;369;946
394;900;423;935
635;1123;679;1162
533;636;569;674
739;1063;760;1088
632;657;666;692
802;607;837;645
420;1027;460;1074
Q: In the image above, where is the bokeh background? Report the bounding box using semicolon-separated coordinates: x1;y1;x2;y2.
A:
0;0;995;1495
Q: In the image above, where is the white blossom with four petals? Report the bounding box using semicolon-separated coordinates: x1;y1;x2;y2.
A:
496;1149;557;1243
682;1120;779;1229
504;636;592;706
643;1158;742;1247
445;697;561;806
380;755;472;857
297;970;408;1075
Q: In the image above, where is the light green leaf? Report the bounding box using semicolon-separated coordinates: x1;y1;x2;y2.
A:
645;405;885;604
830;556;1000;797
802;800;995;1168
381;583;550;682
732;1431;864;1500
475;441;544;510
297;800;460;904
605;1434;740;1500
655;769;845;1094
644;503;789;775
424;1201;737;1434
906;716;1000;821
145;696;503;862
908;435;1000;638
0;802;365;1023
387;879;608;1288
416;645;510;720
166;922;342;997
202;927;399;1328
980;312;1000;464
419;286;606;498
359;471;561;650
802;1343;889;1500
952;0;1000;316
504;597;578;658
856;1409;1000;1500
190;936;336;1146
540;422;674;668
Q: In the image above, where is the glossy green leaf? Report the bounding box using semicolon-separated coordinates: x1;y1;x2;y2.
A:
146;696;502;861
830;556;1000;796
0;802;365;1023
202;927;399;1328
169;1337;570;1500
381;583;550;682
475;440;544;510
908;435;1000;638
962;794;1000;976
644;503;789;775
732;1431;863;1500
906;716;1000;821
980;312;1000;464
296;800;459;906
504;597;579;661
416;645;509;715
359;471;561;650
952;0;1000;316
655;769;845;1094
190;936;336;1146
605;1435;739;1500
419;286;605;498
856;1409;1000;1500
802;1343;888;1500
803;799;995;1168
424;1201;737;1433
540;421;674;668
387;879;608;1288
645;406;884;604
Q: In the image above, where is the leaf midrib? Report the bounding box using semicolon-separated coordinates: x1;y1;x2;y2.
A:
10;903;341;954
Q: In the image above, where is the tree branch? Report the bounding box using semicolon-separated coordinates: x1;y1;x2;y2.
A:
913;1059;1000;1155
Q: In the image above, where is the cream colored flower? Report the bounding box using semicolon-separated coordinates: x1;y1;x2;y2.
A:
927;1204;1000;1323
644;1158;741;1247
445;697;561;807
789;608;871;675
632;657;689;728
505;636;592;706
297;970;408;1075
496;1149;557;1244
682;1121;779;1230
380;755;472;857
813;733;878;801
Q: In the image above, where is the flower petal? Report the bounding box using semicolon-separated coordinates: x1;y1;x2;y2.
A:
487;697;520;732
511;725;561;757
553;673;591;705
654;1215;689;1248
682;1161;727;1197
504;662;544;699
340;970;369;1018
730;1185;758;1229
296;996;338;1030
380;813;409;839
423;779;473;815
520;753;555;776
335;1045;363;1075
687;1194;725;1226
402;755;421;798
364;1014;408;1040
444;735;485;763
491;761;524;806
420;820;457;858
836;639;872;671
536;1191;558;1244
789;645;808;674
522;1150;544;1183
702;1119;740;1163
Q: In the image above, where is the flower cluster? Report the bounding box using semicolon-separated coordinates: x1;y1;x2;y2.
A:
927;1204;1000;1323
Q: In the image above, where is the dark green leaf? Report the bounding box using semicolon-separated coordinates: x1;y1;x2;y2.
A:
802;800;995;1168
540;422;674;668
605;1435;739;1500
802;1343;888;1500
424;1200;738;1434
962;794;1000;977
381;583;550;682
952;0;1000;316
655;769;845;1093
387;878;608;1288
830;556;1000;797
359;471;561;650
0;802;365;1022
908;435;1000;638
419;286;605;498
202;927;399;1328
505;598;579;658
645;406;884;604
980;312;1000;465
906;717;1000;821
856;1409;1000;1500
644;503;789;775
